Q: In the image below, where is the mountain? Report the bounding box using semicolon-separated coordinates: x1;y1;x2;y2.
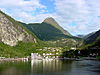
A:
84;29;100;44
77;32;95;39
21;17;73;41
81;30;100;57
83;32;95;40
43;17;71;36
77;35;85;38
81;29;100;51
0;10;37;46
0;11;82;57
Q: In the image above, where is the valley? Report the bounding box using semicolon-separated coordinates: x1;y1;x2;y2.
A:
0;10;99;59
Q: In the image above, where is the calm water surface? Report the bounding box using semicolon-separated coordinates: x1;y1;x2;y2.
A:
0;59;100;75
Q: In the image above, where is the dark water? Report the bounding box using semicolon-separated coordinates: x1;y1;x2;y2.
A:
0;59;100;75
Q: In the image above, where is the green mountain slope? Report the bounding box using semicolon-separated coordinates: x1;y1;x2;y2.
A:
0;11;82;57
43;17;71;36
21;17;74;41
0;10;41;57
84;29;100;44
81;29;100;51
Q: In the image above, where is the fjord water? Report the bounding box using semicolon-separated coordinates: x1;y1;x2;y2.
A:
0;60;100;75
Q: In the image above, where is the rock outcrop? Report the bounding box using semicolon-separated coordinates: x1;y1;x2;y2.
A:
0;11;37;46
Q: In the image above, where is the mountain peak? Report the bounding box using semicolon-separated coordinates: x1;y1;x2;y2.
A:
44;17;54;20
43;17;71;36
43;17;58;25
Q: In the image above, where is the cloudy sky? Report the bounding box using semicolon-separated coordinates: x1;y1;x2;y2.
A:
0;0;100;35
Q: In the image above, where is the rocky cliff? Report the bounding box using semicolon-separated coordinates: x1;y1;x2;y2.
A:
0;11;37;46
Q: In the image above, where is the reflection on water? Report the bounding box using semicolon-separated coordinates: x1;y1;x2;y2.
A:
0;60;100;75
31;60;64;74
0;61;31;75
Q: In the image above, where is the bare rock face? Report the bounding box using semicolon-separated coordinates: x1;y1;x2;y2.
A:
0;11;36;46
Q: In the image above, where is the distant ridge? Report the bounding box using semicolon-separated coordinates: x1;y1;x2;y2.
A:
84;29;100;44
